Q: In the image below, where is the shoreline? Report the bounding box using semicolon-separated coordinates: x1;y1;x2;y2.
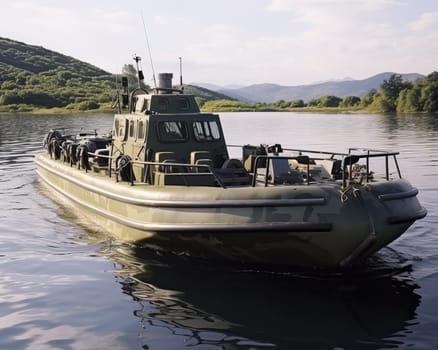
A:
0;106;435;116
0;106;370;115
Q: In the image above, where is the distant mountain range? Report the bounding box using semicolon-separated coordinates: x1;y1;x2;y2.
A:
193;73;424;103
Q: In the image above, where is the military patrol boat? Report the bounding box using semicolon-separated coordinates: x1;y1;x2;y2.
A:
35;59;426;269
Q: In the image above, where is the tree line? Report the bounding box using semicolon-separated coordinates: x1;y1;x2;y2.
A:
201;72;438;113
369;72;438;113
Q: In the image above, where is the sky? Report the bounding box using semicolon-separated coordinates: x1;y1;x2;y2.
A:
1;0;438;87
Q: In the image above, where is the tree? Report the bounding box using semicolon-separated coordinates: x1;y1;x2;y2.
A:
396;71;438;112
368;93;394;112
361;89;377;107
307;98;320;107
380;74;412;112
420;71;438;112
341;96;361;107
397;87;421;112
274;99;288;108
15;72;29;86
320;95;342;107
1;81;18;90
289;99;305;108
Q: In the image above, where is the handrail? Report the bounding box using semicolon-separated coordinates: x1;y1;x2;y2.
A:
282;147;349;157
152;87;184;94
228;144;400;158
88;145;402;189
341;151;402;188
87;151;113;176
88;152;228;188
227;144;350;157
252;155;310;187
129;159;227;188
348;147;399;156
88;151;111;159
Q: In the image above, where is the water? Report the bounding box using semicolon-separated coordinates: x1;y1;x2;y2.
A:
0;112;437;349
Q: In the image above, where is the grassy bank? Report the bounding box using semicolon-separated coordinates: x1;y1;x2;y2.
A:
1;105;366;115
0;102;114;115
201;106;365;113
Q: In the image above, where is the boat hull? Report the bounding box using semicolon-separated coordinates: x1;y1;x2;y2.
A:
35;153;426;269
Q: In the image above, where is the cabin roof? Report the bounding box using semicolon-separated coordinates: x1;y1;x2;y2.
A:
134;93;200;115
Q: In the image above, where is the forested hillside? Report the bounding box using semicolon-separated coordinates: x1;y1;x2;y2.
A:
0;37;234;113
0;37;114;112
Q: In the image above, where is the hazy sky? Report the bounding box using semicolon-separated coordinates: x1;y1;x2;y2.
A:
1;0;437;86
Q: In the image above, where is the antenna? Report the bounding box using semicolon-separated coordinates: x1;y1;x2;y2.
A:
141;11;157;88
179;56;183;86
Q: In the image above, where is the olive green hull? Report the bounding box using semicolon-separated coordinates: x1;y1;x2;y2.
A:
35;153;426;269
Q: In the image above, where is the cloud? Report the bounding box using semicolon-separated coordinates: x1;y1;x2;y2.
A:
266;0;406;13
409;11;438;32
241;0;421;84
2;0;436;85
153;15;167;25
172;0;409;84
11;1;66;14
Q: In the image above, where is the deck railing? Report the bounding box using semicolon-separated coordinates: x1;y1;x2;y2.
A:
85;146;401;190
86;151;227;188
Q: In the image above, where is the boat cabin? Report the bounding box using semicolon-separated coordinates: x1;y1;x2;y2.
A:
110;73;253;187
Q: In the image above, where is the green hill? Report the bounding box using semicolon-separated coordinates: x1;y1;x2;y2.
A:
0;37;235;113
0;37;114;112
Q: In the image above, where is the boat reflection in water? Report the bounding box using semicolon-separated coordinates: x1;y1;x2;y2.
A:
104;243;421;349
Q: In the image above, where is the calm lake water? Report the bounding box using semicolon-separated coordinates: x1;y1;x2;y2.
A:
0;112;437;350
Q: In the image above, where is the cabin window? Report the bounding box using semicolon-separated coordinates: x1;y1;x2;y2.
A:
138;120;146;140
129;120;135;139
157;121;188;142
116;118;128;141
193;121;221;141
